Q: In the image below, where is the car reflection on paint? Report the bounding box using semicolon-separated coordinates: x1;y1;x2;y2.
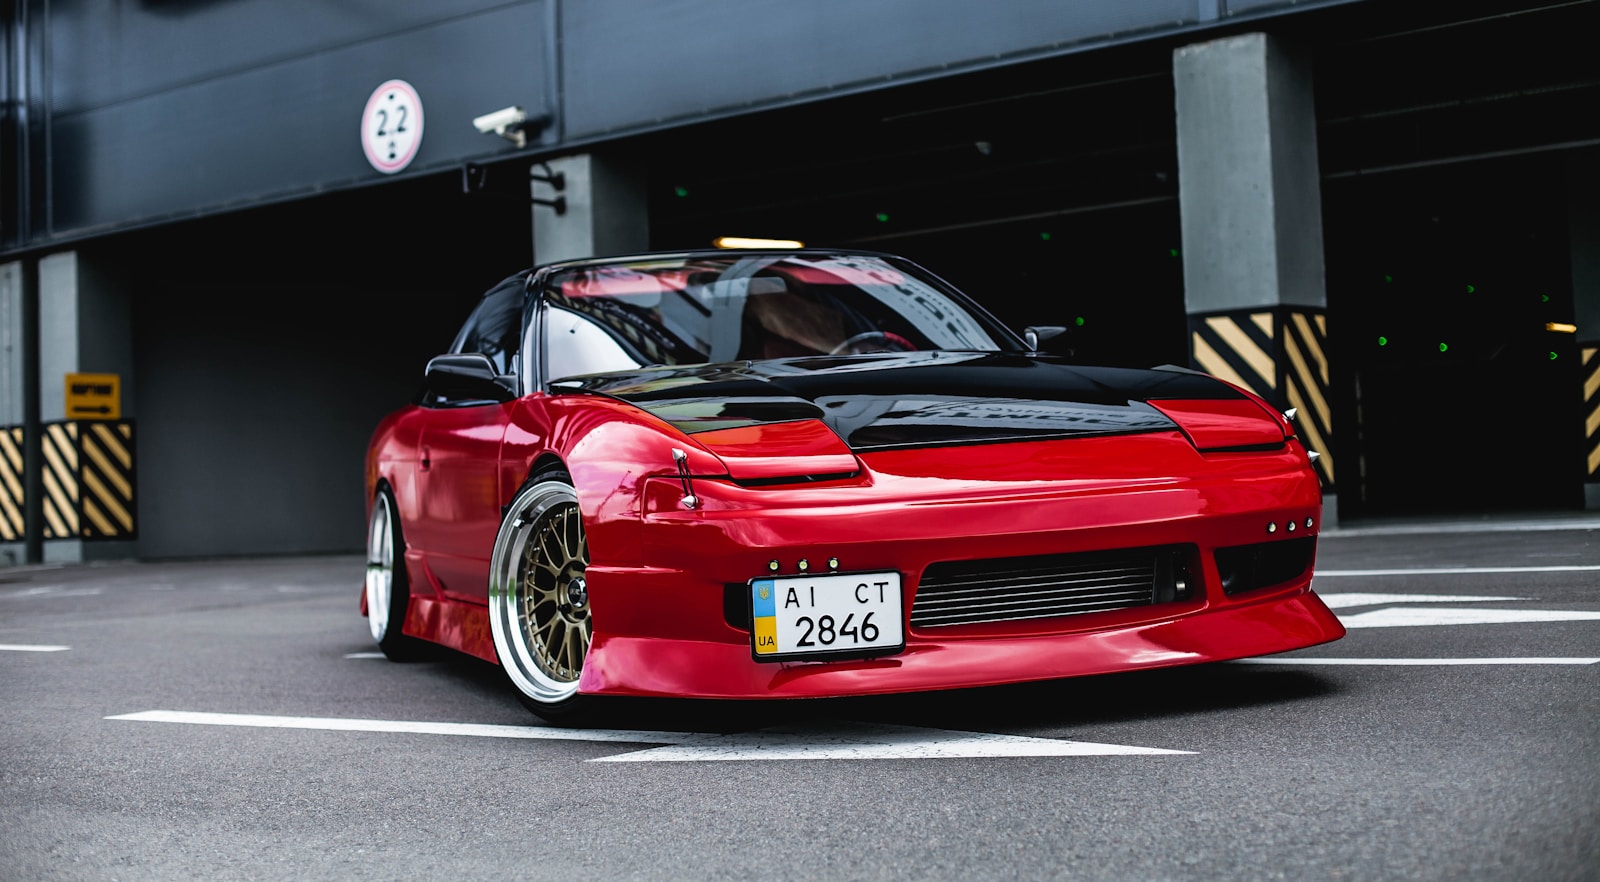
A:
362;248;1344;722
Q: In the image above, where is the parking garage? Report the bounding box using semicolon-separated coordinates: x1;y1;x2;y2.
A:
2;0;1596;562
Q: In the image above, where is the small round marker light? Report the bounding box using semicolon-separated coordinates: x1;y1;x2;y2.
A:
1287;521;1296;532
1305;518;1314;529
798;559;809;572
768;560;779;572
828;557;839;570
1267;522;1278;534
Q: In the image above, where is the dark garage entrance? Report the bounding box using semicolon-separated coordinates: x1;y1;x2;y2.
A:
1325;153;1586;517
644;44;1191;370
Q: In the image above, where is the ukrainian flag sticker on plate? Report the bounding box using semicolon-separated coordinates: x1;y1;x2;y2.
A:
752;579;779;655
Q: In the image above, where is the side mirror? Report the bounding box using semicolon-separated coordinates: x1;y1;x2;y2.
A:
1023;325;1070;353
424;354;517;403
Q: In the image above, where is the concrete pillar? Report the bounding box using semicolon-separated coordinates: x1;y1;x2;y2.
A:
37;250;136;563
1570;149;1600;509
0;262;26;563
531;152;649;265
0;263;23;425
1174;32;1335;517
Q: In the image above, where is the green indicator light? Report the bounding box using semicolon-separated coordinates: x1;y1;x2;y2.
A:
1466;284;1476;294
1039;232;1052;241
1169;248;1180;258
1074;316;1086;327
673;186;689;198
1541;294;1550;303
875;212;890;223
1383;275;1393;283
1439;342;1449;353
1377;336;1387;346
1550;351;1559;361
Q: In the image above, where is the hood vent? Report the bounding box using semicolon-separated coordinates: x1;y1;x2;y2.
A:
557;352;1243;452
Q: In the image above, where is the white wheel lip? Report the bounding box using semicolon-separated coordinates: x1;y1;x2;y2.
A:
365;493;394;643
488;479;587;705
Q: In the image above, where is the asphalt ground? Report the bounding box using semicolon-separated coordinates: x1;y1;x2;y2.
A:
0;519;1595;881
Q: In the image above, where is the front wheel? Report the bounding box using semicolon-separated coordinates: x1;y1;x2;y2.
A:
488;469;594;721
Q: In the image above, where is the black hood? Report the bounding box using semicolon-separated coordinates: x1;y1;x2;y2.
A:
550;351;1245;451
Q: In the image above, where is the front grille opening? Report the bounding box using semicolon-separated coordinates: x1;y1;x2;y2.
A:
723;583;751;631
1215;537;1316;596
911;545;1195;629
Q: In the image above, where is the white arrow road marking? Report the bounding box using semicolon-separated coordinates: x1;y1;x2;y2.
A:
590;722;1190;762
1236;657;1600;666
1317;565;1600;576
105;711;1188;762
1338;607;1600;629
0;643;70;652
1317;592;1523;609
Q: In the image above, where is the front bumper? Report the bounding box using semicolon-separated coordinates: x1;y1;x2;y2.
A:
581;585;1340;699
575;433;1343;700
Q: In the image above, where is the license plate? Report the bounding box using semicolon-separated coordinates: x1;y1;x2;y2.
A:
750;572;904;661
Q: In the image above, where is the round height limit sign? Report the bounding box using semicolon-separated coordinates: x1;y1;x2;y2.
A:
361;80;423;174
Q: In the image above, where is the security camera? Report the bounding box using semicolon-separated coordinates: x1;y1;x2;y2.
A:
472;105;528;147
472;106;526;135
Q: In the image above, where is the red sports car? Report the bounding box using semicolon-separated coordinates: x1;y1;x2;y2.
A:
362;249;1344;721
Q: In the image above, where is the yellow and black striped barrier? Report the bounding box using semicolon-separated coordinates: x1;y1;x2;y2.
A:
41;422;79;539
1190;308;1333;489
1583;345;1599;481
0;426;23;541
41;420;136;541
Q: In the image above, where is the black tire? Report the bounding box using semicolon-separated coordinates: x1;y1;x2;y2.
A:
487;466;596;723
365;486;428;661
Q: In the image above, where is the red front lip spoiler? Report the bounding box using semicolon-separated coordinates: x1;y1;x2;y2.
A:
577;584;1344;700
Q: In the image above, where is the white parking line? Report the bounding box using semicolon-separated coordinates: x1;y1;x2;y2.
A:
0;644;70;652
105;710;1190;761
1338;607;1600;629
0;587;103;599
1317;565;1600;576
1237;657;1600;666
1324;520;1600;538
343;652;385;659
108;710;697;744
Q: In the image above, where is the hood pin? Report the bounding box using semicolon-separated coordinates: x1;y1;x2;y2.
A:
671;448;699;510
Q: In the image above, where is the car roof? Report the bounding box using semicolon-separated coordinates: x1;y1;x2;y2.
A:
529;246;905;276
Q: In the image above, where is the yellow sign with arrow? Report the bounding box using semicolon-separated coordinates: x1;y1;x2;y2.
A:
65;372;121;420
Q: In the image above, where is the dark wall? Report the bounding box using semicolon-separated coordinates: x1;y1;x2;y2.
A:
120;173;529;558
5;0;1366;253
561;0;1198;137
36;0;556;242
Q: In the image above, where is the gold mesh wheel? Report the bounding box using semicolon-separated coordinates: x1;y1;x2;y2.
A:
488;472;594;712
517;500;591;684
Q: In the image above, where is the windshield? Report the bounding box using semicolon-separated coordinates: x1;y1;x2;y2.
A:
540;252;1018;381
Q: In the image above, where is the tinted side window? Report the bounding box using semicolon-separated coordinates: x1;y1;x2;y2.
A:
451;277;527;375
